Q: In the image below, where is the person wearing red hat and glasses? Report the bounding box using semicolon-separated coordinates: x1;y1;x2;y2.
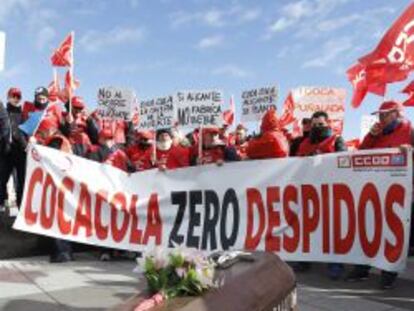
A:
87;123;132;173
0;88;27;213
191;127;239;166
246;108;289;159
126;130;154;172
346;100;414;289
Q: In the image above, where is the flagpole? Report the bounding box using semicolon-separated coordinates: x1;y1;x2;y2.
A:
69;30;75;117
198;125;203;165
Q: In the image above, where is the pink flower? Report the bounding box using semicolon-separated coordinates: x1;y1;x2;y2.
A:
134;293;164;311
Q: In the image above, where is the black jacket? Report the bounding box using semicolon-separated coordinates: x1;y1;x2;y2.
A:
0;102;27;155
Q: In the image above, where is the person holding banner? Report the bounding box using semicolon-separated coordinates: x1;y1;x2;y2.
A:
346;100;414;289
151;129;190;171
295;110;347;280
0;89;27;210
88;125;132;172
233;124;249;160
246;108;289;159
126;131;154;171
289;118;311;156
192;127;239;165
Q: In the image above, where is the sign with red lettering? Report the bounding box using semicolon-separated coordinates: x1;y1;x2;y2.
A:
291;87;346;136
13;145;412;272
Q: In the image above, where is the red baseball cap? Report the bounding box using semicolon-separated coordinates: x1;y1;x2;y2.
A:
371;100;403;115
71;96;85;110
99;128;114;140
8;87;22;99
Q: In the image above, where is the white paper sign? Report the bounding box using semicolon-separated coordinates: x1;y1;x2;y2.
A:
241;85;278;122
97;87;138;120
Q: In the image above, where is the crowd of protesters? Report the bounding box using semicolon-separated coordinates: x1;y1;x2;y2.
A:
0;86;414;289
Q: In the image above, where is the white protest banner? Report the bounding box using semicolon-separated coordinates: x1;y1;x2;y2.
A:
14;145;412;272
138;95;175;130
291;87;346;136
176;90;223;127
97;87;138;120
360;115;378;140
0;32;5;71
241;85;278;122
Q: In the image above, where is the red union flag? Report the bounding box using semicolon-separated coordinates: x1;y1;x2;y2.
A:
50;33;73;67
359;3;414;73
401;79;414;94
347;63;387;108
223;95;235;126
279;92;296;128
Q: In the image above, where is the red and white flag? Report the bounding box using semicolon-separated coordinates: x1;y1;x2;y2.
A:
48;72;61;103
401;79;414;94
279;91;296;128
50;33;73;67
65;70;80;91
223;95;235;126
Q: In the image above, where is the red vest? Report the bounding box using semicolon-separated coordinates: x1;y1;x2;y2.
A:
246;131;289;159
155;146;190;170
200;147;225;164
235;142;248;160
105;149;129;172
360;120;412;149
297;135;337;156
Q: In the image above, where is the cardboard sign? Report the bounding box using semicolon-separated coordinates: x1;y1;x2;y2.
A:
291;87;346;136
14;145;412;272
176;90;223;127
0;32;5;71
97;87;138;120
241;85;278;122
138;95;176;130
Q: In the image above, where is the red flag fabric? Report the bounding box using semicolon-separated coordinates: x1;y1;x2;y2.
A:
359;3;414;66
48;75;61;103
365;62;410;85
65;70;80;91
223;95;235;126
50;33;73;67
279;92;296;128
402;93;414;106
346;63;388;108
401;79;414;94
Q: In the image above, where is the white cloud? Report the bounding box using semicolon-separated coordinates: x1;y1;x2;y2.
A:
317;14;361;32
197;35;224;49
212;64;249;78
0;62;26;79
0;0;32;25
302;37;353;68
170;5;262;29
36;26;56;50
80;27;145;52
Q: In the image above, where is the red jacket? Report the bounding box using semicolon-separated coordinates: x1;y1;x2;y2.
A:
297;135;337;156
105;148;129;172
246;110;289;159
235;142;248;160
149;145;190;170
360;119;412;149
23;102;64;129
200;147;225;164
126;145;153;171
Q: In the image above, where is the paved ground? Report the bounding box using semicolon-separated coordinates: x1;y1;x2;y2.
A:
0;253;412;311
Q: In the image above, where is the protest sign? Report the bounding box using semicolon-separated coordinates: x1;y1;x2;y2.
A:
175;90;223;127
97;87;137;120
14;145;412;272
241;85;278;122
360;115;378;140
0;32;5;71
291;87;346;136
138;95;175;130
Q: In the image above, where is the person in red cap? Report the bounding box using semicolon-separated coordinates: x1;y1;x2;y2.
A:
126;131;154;171
346;100;414;289
246;109;289;159
233;124;249;160
191;127;239;165
87;124;131;172
294;111;347;280
0;88;27;211
148;129;190;171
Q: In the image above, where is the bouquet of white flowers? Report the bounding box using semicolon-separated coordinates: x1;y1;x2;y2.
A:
134;247;216;311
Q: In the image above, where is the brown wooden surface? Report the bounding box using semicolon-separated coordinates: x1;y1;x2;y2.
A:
109;252;296;311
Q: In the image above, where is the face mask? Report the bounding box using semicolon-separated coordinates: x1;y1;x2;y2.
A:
157;139;172;151
35;100;49;109
310;126;331;141
382;119;400;135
